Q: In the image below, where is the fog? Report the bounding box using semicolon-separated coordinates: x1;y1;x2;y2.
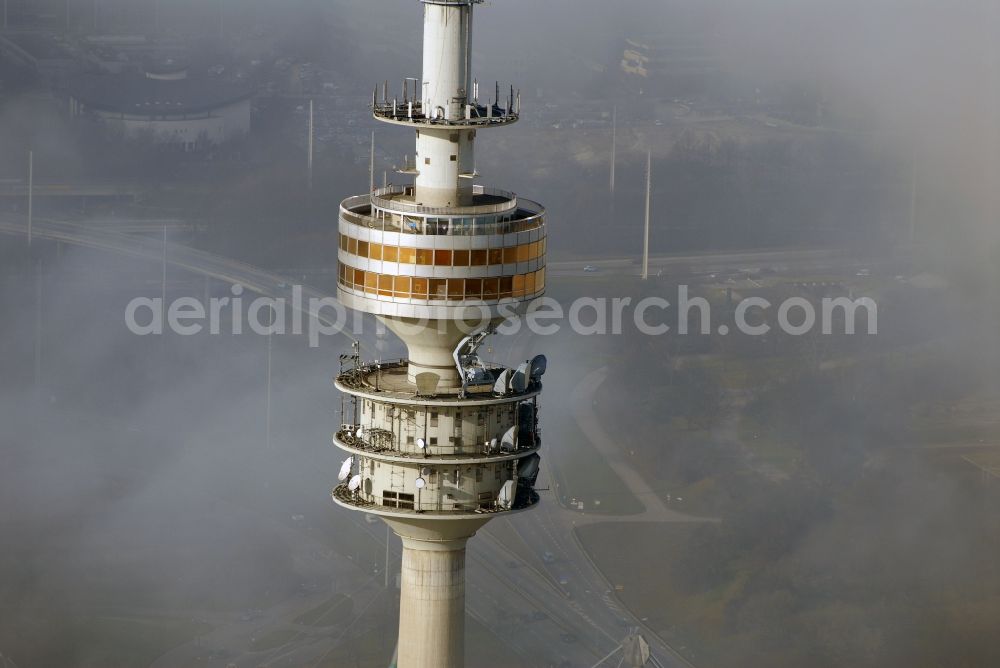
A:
1;1;999;667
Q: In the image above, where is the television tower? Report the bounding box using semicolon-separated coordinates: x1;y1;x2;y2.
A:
331;2;547;667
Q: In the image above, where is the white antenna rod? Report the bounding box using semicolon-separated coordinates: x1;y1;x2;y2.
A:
161;225;167;312
308;99;314;190
909;149;917;246
34;258;42;395
610;105;617;194
642;149;651;281
369;131;376;193
265;305;273;449
27;150;33;246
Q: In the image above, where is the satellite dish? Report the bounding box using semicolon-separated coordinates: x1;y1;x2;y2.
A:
356;426;365;439
511;362;529;393
500;425;519;452
415;372;440;396
517;453;541;487
497;480;516;509
338;456;354;482
415;477;426;489
492;368;510;395
416;437;426;449
489;437;498;453
348;474;362;492
529;354;547;381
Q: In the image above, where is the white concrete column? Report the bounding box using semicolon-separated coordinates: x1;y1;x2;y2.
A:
380;316;469;391
384;516;490;668
421;1;471;119
417;0;475;206
415;128;474;207
397;536;468;668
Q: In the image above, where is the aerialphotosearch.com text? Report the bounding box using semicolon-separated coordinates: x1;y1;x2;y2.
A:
125;284;878;347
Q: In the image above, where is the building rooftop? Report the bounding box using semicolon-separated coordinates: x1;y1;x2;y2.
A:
67;72;253;116
4;33;74;62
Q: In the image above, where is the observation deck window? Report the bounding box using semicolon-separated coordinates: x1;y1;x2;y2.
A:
339;264;546;301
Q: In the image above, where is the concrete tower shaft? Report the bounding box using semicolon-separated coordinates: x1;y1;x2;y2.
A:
398;540;467;666
421;0;474;117
415;127;475;207
417;0;478;206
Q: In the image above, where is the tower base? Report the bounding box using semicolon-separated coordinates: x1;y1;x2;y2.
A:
384;517;490;668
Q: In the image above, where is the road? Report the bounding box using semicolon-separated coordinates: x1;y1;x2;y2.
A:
547;247;871;278
0;215;867;667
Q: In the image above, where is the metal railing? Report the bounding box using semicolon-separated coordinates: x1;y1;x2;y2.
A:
332;483;539;515
335;426;540;459
336;360;541;399
340;195;545;237
373;101;519;128
369;184;518;216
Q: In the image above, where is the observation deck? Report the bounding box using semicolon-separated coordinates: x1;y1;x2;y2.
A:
332;483;539;518
335;360;542;406
340;186;544;232
370;184;519;217
372;80;520;129
333;424;540;463
336;187;547;319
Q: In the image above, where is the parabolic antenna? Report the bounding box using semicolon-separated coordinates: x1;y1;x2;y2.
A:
492;368;510;395
500;425;519;452
416;437;426;449
518;402;534;427
338;456;354;482
356;426;365;439
517;453;541;483
348;474;362;492
415;372;440;396
497;480;516;509
415;477;426;489
511;362;529;393
529;354;547;381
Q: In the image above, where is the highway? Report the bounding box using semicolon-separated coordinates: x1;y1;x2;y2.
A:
1;215;861;666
